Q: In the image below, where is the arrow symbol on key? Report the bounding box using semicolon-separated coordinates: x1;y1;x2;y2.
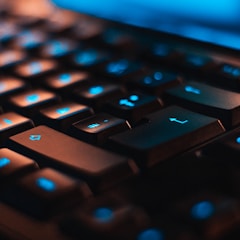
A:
169;118;189;124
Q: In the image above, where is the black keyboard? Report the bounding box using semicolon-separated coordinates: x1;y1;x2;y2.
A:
1;2;240;240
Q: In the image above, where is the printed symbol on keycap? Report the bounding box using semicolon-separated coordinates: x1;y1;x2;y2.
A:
223;64;240;77
48;41;68;56
26;94;40;103
143;72;163;85
138;228;164;240
185;85;201;95
29;62;42;74
93;207;114;223
191;201;215;220
36;177;56;192
119;94;140;107
88;86;104;95
236;137;240;144
75;50;97;65
0;157;11;168
106;59;129;75
58;73;72;84
169;117;188;125
56;107;70;115
3;118;13;125
88;123;100;129
29;134;41;141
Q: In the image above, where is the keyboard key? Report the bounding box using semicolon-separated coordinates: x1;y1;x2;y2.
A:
61;196;149;240
109;106;225;167
130;69;182;95
38;101;93;131
73;83;123;110
3;168;91;218
44;71;90;93
8;126;139;191
165;81;240;128
0;21;20;43
7;89;59;117
104;92;163;124
0;112;34;144
71;48;110;69
0;148;38;182
39;38;78;59
0;77;27;100
0;50;27;70
14;59;58;81
71;113;130;144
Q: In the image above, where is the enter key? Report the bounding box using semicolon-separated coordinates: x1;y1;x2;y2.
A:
109;106;225;167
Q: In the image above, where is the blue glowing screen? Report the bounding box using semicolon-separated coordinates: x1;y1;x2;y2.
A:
52;0;240;50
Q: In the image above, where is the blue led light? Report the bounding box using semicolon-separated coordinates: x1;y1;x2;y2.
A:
36;177;56;192
75;50;97;66
3;118;13;125
29;134;41;141
153;44;169;57
154;72;163;80
143;76;153;85
56;107;70;115
29;62;41;74
93;207;114;223
89;86;104;95
129;95;139;101
88;123;100;129
185;85;201;95
186;56;206;67
103;119;109;123
236;137;240;144
106;59;129;75
59;73;72;83
48;41;68;56
138;228;164;240
0;157;11;168
191;201;215;220
222;65;240;77
26;94;40;103
119;99;135;107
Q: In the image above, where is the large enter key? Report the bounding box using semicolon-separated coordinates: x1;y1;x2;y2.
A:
109;106;225;167
8;126;138;191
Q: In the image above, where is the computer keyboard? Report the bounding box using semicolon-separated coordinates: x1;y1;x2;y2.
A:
1;2;240;240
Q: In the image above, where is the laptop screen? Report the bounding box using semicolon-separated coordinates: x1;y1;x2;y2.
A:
52;0;240;50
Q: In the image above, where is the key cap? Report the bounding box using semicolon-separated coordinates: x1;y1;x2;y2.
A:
0;112;34;144
165;81;240;128
8;126;138;191
44;71;90;93
38;101;93;131
0;77;27;100
104;92;163;124
0;21;20;43
14;59;58;81
130;69;182;95
0;148;38;182
71;113;130;145
2;168;91;219
109;106;225;167
73;82;123;110
61;196;149;240
7;89;59;117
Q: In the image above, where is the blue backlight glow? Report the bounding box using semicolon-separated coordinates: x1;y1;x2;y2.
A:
3;118;13;125
93;207;114;223
29;134;42;141
26;94;40;103
29;62;41;74
191;201;215;220
106;59;129;75
56;107;70;115
0;157;11;168
36;177;56;192
138;228;164;240
75;50;97;66
89;86;104;95
236;137;240;144
59;73;72;83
